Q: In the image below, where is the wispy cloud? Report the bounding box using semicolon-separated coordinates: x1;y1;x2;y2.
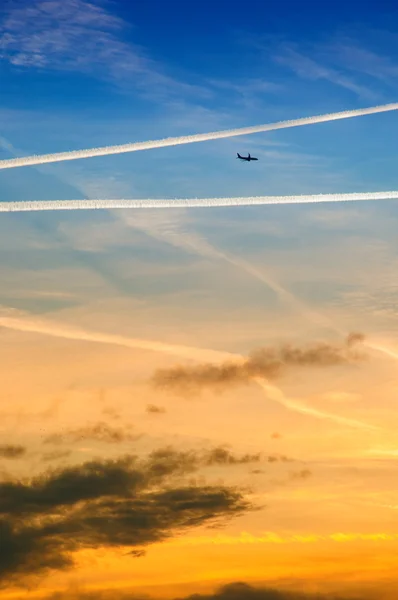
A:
43;421;141;445
326;40;398;85
274;45;377;100
0;0;208;99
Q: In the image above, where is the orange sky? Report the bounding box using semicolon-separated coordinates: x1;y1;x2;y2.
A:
1;201;398;600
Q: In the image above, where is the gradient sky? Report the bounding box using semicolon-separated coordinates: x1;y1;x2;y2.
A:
1;1;398;599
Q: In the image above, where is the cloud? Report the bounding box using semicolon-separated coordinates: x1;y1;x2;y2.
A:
144;446;264;477
0;0;126;68
0;308;373;429
34;580;377;600
152;334;366;394
274;45;376;99
177;582;361;600
43;421;140;445
204;447;261;466
146;404;167;415
0;447;254;583
0;445;26;459
266;455;293;463
0;0;207;99
328;41;398;84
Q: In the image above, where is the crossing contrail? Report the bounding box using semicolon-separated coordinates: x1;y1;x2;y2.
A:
1;191;398;213
0;311;375;430
0;102;397;169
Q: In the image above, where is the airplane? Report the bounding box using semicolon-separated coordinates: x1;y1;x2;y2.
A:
237;152;258;161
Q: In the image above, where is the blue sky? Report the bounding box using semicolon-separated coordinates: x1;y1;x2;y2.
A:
2;0;398;203
1;0;398;326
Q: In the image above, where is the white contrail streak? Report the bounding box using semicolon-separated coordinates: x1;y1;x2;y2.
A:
253;378;377;430
1;103;398;169
0;311;376;430
1;191;398;213
0;314;234;364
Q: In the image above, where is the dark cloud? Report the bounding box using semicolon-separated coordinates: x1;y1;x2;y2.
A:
0;447;254;584
0;444;26;459
31;580;372;600
205;447;261;466
43;421;140;445
144;446;263;477
125;548;146;558
152;334;366;394
146;404;167;414
177;582;365;600
266;455;293;463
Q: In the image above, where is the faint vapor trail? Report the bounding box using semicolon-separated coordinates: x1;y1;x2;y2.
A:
120;210;330;328
254;378;376;429
0;311;375;430
0;313;233;364
364;340;398;362
1;191;398;212
1;103;397;169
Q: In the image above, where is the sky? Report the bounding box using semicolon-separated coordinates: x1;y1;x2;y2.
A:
2;1;398;599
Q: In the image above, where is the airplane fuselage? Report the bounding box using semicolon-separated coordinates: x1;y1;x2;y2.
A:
237;153;258;161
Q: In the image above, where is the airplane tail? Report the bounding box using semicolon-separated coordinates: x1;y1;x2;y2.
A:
237;153;241;158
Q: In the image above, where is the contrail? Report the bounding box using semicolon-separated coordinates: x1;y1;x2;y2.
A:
0;313;234;364
0;311;375;430
252;378;376;430
1;103;397;169
1;191;398;213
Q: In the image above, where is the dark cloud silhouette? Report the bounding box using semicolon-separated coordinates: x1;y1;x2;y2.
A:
144;446;263;477
152;334;366;394
146;404;167;414
177;582;365;600
266;455;293;463
43;421;140;445
205;447;261;466
28;580;372;600
0;447;254;584
0;444;26;459
125;548;146;558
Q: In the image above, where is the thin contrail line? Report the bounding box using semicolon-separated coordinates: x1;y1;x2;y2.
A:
1;102;397;169
0;312;376;430
0;314;234;363
1;191;398;212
